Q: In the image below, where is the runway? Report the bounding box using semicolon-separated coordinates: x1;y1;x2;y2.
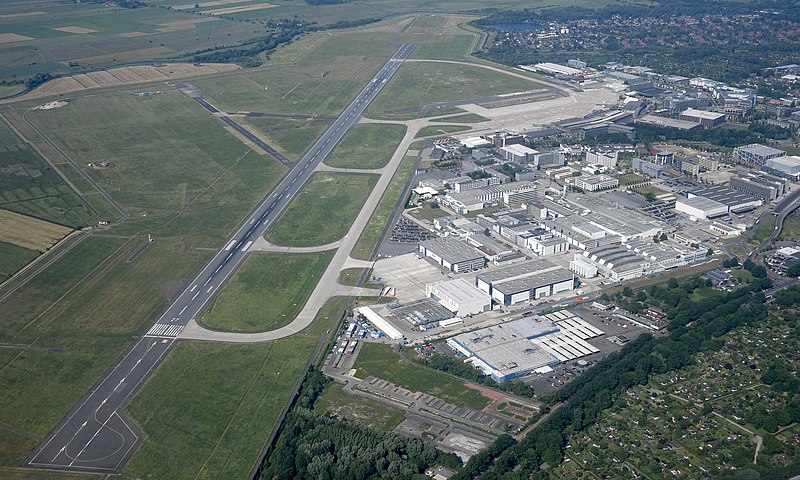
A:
26;42;415;474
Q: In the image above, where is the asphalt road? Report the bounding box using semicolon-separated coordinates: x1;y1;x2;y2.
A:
26;42;416;474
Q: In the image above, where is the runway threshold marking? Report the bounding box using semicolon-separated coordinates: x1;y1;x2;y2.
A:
145;324;184;338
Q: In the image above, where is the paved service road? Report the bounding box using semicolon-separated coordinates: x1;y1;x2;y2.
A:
26;42;415;474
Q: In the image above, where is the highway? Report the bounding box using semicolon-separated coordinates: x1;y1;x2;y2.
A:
26;42;416;474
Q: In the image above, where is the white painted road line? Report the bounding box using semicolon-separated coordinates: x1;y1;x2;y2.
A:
192;291;199;300
241;241;253;252
190;285;197;292
206;286;214;293
224;240;236;251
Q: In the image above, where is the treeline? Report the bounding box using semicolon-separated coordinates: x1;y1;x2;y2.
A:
307;0;349;4
634;123;779;149
257;368;460;479
467;278;779;478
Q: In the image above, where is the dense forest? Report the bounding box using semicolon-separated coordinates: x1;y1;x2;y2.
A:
256;368;460;479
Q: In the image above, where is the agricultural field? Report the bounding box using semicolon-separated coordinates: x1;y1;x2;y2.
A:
0;121;96;228
200;251;334;333
0;87;286;465
266;172;379;248
0;241;39;283
353;343;491;410
314;382;406;432
367;61;544;119
351;155;417;260
324;124;407;170
125;296;350;480
415;125;472;138
0;0;260;85
0;209;71;252
239;115;330;161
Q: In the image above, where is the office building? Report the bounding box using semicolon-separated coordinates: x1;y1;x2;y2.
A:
733;144;786;165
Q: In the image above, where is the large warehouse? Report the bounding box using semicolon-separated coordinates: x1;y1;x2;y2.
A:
447;312;603;382
689;185;762;213
733;144;786;165
426;278;491;317
419;237;487;273
767;155;800;180
675;195;728;219
476;259;577;305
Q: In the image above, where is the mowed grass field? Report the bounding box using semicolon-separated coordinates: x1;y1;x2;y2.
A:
324;123;407;169
367;61;544;118
126;296;351;480
0;89;286;467
0;121;96;228
239;116;330;161
415;125;471;138
200;251;334;333
0;208;71;251
266;172;379;247
0;0;259;85
351;155;417;260
354;343;491;410
0;241;39;283
28;91;286;217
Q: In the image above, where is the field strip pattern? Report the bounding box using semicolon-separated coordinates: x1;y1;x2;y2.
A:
145;324;184;338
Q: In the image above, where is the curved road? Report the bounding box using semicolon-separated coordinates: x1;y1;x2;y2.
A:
26;43;416;474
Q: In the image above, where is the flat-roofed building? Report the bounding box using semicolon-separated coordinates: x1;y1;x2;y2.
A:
733;144;786;165
446;313;602;382
679;108;726;128
419;237;487;273
675;195;728;219
501;144;538;164
441;191;484;214
632;158;668;178
730;173;787;201
689;185;762;212
476;258;576;305
573;174;618;191
426;278;491;317
636;115;702;131
585;150;618;168
767;155;800;180
528;235;569;256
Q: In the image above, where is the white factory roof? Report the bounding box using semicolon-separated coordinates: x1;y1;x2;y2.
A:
532;62;582;76
768;155;800;174
681;108;726;120
428;278;489;304
501;144;538;156
676;195;727;212
462;137;492;148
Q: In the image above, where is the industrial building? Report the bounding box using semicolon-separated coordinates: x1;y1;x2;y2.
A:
675;195;728;220
501;144;538;164
569;256;599;278
679;108;726;128
447;312;603;382
636;115;702;131
632;158;668;178
579;244;651;281
585;150;618;168
528;235;570;256
733;144;786;165
484;131;524;148
689;185;762;213
530;62;582;76
573;174;619;191
767;155;800;180
419;237;487;273
730;174;787;201
358;306;403;340
476;259;577;305
426;278;492;317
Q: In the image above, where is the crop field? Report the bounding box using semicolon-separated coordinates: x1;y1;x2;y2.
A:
239;115;330;161
125;295;349;479
415;125;472;138
351;155;417;261
0;0;259;85
354;343;491;410
0;121;96;228
266;172;379;248
315;382;406;432
0;209;71;251
367;61;544;118
200;251;334;333
324;124;407;170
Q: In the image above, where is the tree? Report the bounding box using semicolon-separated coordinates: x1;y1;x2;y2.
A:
707;248;714;257
660;233;668;241
644;191;656;202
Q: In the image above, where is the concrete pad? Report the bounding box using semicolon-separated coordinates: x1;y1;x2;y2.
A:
372;253;446;303
53;26;98;34
0;33;33;43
